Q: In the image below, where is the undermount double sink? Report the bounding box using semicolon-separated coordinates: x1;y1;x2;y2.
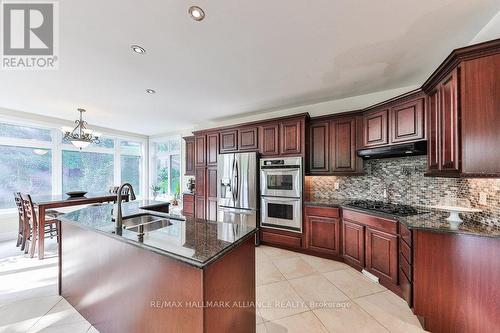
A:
122;214;172;233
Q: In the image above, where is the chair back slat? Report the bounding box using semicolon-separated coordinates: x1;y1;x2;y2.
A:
14;192;25;220
20;193;37;230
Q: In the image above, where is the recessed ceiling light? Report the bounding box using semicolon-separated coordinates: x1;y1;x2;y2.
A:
146;89;156;94
188;6;205;21
131;45;146;54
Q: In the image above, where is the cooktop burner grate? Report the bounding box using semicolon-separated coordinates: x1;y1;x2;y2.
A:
346;200;420;217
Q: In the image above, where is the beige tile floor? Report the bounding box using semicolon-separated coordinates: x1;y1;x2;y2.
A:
0;240;425;332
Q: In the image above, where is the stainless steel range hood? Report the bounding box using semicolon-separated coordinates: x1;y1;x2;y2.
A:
357;140;427;160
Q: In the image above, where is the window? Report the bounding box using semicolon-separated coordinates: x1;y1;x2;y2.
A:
120;141;142;195
0;119;146;210
0;145;52;209
152;137;181;198
62;151;114;193
0;123;52;141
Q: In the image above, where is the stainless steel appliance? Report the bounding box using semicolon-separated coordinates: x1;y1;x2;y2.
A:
260;157;303;233
217;152;258;229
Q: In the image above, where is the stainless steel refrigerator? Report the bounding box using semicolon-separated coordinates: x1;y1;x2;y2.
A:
217;152;258;230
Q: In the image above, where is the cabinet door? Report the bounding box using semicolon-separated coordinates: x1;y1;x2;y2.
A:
331;117;357;173
195;167;205;197
260;123;280;156
184;136;195;176
206;167;218;221
207;133;219;166
220;130;238;153
365;227;398;284
195;135;206;166
342;220;365;268
280;119;302;155
363;109;389;147
307;215;340;256
309;121;329;173
427;90;440;171
238;127;259;151
195;196;205;220
440;70;460;172
390;98;425;143
182;194;194;216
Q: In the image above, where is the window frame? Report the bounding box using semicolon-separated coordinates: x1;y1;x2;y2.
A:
149;136;182;198
0;117;148;213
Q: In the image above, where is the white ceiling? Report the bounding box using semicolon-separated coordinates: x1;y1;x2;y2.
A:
0;0;499;135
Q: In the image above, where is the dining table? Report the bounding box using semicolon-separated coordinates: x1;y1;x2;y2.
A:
30;192;128;259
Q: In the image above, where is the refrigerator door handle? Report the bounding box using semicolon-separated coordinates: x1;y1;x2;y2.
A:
234;159;239;202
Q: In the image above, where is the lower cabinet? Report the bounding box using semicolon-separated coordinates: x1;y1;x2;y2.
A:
182;193;194;217
365;227;398;285
304;206;340;256
342;220;365;267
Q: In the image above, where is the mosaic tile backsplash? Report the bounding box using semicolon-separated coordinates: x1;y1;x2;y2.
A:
307;156;500;227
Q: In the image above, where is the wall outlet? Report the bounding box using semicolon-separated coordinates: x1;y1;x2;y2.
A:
479;192;488;205
334;182;340;190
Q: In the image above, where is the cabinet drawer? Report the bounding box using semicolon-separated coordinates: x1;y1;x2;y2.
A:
261;230;302;248
400;238;412;264
400;223;412;246
343;209;397;234
399;252;412;281
304;206;340;218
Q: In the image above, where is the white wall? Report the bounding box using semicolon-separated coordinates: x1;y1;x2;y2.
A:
470;10;500;44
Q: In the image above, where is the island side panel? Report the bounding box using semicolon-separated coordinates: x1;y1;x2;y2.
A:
202;236;256;333
60;222;204;333
413;231;500;333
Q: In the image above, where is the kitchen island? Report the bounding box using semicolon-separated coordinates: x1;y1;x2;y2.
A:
59;200;256;333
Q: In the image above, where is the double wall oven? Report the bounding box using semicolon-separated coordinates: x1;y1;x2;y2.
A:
260;157;303;233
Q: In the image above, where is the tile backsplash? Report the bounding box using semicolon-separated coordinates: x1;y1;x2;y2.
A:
307;156;500;227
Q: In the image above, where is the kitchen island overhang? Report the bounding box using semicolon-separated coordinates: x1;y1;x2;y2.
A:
58;201;257;333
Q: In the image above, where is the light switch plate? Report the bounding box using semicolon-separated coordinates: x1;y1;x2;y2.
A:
334;182;340;190
479;192;488;205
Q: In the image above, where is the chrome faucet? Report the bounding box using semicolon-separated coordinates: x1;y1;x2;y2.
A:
114;183;136;233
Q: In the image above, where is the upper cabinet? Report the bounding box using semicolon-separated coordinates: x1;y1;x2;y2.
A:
259;123;280;156
184;136;195;176
280;118;303;155
238;127;259;151
308;115;363;175
206;132;219;166
361;92;426;149
423;39;500;177
219;129;238;153
363;109;389;147
195;135;206;166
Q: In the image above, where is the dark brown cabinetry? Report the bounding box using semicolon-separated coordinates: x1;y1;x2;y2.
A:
390;98;425;143
342;220;365;268
184;136;195;176
259;123;280;156
280;119;303;155
308;116;362;175
182;193;194;217
195;167;206;219
304;206;340;256
423;40;500;177
206;167;218;221
363;109;388;147
195;135;206;166
365;227;398;285
220;130;238;153
238;127;259;151
206;133;219;166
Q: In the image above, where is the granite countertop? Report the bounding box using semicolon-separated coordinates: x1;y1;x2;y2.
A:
304;198;500;238
60;200;257;268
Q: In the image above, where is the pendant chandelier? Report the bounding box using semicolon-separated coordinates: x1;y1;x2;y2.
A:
61;108;101;149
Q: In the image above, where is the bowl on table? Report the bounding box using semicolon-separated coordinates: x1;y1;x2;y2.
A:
65;191;87;198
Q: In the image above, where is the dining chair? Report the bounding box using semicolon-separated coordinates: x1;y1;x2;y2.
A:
20;193;61;258
14;192;28;250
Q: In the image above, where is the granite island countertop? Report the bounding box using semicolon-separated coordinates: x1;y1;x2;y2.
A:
304;199;500;238
60;200;257;268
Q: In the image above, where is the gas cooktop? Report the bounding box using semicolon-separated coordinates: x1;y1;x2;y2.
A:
346;200;421;217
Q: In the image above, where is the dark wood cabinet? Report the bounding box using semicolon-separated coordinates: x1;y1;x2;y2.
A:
195;135;206;166
363;109;388;147
184;136;195;176
260;123;280;156
206;167;217;221
304;206;340;256
238;127;259;151
390;97;425;143
206;133;219;166
331;117;359;173
280;119;302;155
365;227;398;285
195;196;205;220
342;220;365;268
182;193;194;217
309;121;329;173
427;90;440;171
195;167;205;197
220;130;238;153
439;70;460;172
